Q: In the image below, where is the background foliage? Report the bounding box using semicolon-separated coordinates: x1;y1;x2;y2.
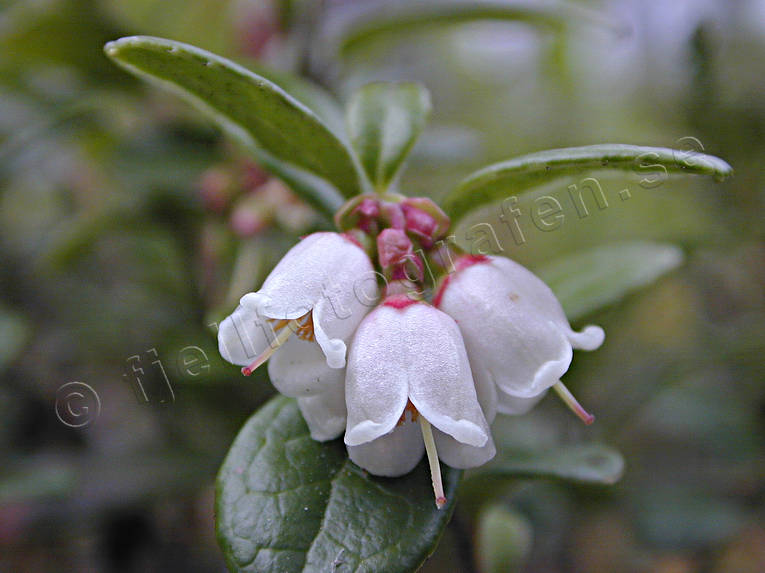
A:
0;0;763;571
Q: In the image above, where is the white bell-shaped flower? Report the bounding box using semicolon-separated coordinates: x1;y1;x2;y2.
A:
217;232;377;440
435;255;604;423
295;372;347;442
219;310;348;440
344;296;495;508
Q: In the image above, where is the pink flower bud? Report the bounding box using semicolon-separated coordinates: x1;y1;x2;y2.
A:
198;168;232;213
353;197;381;233
400;198;451;247
402;203;438;246
229;195;269;237
380;201;406;229
356;197;380;219
377;228;413;269
241;162;269;191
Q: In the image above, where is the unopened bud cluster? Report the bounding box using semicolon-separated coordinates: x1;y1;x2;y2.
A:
198;159;316;238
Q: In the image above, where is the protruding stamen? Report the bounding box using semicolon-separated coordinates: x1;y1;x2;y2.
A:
241;319;297;376
553;381;595;425
397;400;419;426
419;416;446;509
270;319;291;333
293;313;315;342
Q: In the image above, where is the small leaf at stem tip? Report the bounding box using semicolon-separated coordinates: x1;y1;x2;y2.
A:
346;82;432;191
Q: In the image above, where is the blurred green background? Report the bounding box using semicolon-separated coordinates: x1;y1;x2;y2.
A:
0;0;763;571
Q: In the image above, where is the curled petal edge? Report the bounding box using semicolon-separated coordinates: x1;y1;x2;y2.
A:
411;395;488;448
240;292;347;369
495;337;573;399
566;324;605;351
345;416;402;447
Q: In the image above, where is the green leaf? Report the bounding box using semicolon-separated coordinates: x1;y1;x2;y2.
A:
216;396;461;573
470;444;624;486
346;82;432;190
536;241;684;321
336;1;576;56
443;144;733;223
104;36;363;216
249;65;346;139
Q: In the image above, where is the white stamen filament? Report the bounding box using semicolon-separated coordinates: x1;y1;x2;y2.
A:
553;381;595;425
241;318;298;376
419;416;446;509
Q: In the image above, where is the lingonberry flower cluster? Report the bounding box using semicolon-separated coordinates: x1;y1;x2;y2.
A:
218;193;604;508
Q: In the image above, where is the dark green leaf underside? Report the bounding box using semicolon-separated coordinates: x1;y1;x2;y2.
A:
444;144;733;222
538;241;684;321
347;82;431;190
216;396;460;573
104;36;361;216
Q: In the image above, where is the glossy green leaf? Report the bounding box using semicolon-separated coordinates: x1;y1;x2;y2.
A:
443;144;733;223
249;64;346;139
346;82;431;190
537;241;684;321
104;36;363;216
471;444;624;486
336;1;588;55
216;396;461;573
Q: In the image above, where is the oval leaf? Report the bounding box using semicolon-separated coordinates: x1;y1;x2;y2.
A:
104;36;364;216
247;63;347;139
346;82;432;190
443;144;733;223
336;1;582;55
471;444;625;486
536;241;684;321
216;396;461;573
